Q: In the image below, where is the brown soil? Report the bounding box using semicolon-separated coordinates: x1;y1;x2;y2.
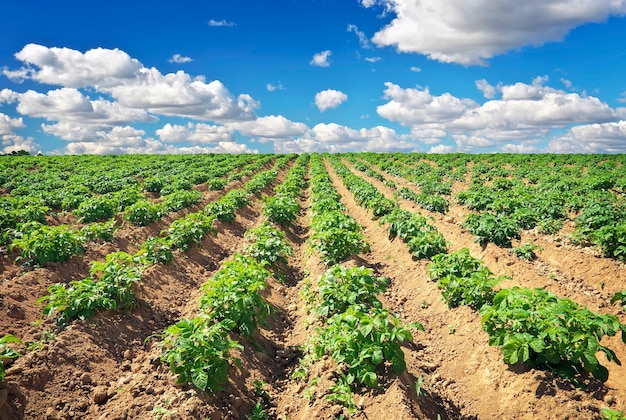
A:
1;156;625;419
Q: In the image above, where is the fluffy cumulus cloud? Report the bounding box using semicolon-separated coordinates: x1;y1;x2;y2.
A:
314;89;348;112
361;0;626;65
378;82;476;125
227;115;308;140
0;112;38;154
156;122;234;144
64;138;256;155
310;50;332;67
1;44;264;154
5;44;258;122
548;121;626;153
275;123;418;153
375;76;621;152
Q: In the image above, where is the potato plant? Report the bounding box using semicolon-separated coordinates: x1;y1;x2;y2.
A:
10;222;86;266
481;287;626;384
0;334;22;383
38;251;143;327
244;222;294;266
199;255;271;336
159;317;242;392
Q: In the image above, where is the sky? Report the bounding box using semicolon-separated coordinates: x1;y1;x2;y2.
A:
1;0;626;155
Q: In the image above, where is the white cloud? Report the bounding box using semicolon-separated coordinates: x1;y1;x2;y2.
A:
365;57;382;63
375;77;620;151
0;89;19;104
6;44;258;123
377;82;475;125
275;123;418;153
227;115;308;139
548;120;626;153
62;135;255;155
16;88;153;125
208;19;236;27
362;0;626;65
310;50;332;67
0;113;36;155
475;79;496;99
428;144;455;153
314;89;348;112
6;44;142;88
409;66;421;73
266;82;285;92
168;54;192;64
618;91;626;103
0;112;25;135
347;24;371;48
1;134;39;155
501;142;540;153
156;122;234;144
107;70;258;121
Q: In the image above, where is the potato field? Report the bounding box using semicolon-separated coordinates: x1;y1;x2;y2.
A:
1;152;625;419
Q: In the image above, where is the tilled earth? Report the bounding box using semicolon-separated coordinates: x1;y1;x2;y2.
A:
1;158;625;419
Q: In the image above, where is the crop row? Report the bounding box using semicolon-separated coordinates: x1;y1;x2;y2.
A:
1;154;274;244
292;156;421;414
430;249;626;385
308;154;370;265
327;155;626;388
357;153;626;261
34;158;289;329
157;157;310;396
328;156;447;260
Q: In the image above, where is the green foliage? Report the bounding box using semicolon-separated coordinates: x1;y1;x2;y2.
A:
11;223;86;266
381;209;433;241
166;212;216;251
206;189;249;222
244;222;294;266
160;189;202;212
199;255;271;336
244;170;277;194
397;187;449;214
310;305;422;388
38;251;143;326
481;287;626;384
80;219;117;242
594;222;626;261
326;374;357;414
429;249;507;309
429;248;481;280
247;402;269;420
207;178;227;191
73;195;116;223
124;200;162;226
263;194;300;225
159;317;242;392
0;334;22;383
311;227;370;266
602;408;626;420
316;265;388;319
143;176;164;193
463;212;521;248
510;242;543;260
610;290;626;312
139;236;174;265
407;230;448;260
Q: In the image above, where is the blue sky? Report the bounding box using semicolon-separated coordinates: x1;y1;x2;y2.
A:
1;0;625;155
